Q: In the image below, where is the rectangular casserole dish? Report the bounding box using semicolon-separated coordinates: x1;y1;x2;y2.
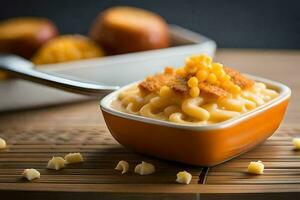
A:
100;75;291;166
0;25;216;111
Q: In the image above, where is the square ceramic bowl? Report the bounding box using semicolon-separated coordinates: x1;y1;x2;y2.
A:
100;75;291;166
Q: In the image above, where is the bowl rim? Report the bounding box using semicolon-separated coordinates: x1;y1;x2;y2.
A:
100;74;291;131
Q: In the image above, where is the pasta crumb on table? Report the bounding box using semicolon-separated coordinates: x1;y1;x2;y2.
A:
292;138;300;149
47;156;66;170
22;169;40;181
0;137;6;149
176;171;192;184
64;152;84;164
115;160;129;174
247;161;264;175
134;161;155;175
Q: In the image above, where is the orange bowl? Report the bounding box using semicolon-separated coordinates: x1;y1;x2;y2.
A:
100;75;291;166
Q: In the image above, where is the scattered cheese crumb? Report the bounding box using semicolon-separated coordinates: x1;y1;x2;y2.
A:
176;171;192;184
134;161;155;175
115;160;129;174
0;137;6;149
64;153;84;164
247;160;264;175
47;157;65;170
292;138;300;149
57;134;71;142
22;168;40;181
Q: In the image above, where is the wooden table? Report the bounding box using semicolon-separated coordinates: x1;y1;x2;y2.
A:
0;50;299;199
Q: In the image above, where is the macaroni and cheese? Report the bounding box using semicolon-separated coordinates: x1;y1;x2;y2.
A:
113;54;279;125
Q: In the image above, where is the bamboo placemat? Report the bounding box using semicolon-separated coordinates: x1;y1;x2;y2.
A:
0;50;299;199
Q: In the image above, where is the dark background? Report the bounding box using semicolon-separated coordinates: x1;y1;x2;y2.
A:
1;0;299;49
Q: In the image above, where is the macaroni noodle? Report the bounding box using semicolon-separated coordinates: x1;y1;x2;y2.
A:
113;54;279;125
22;168;41;181
115;160;129;174
176;171;192;184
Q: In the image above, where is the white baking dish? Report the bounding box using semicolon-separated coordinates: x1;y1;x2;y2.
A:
0;25;216;111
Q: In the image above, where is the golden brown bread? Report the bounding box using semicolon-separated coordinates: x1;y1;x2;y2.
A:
0;17;58;58
89;6;170;55
32;35;104;65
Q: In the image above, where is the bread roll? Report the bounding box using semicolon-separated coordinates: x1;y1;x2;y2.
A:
0;17;58;58
32;35;104;65
90;6;170;55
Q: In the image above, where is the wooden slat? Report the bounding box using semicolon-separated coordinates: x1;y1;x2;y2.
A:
0;123;202;189
0;50;300;198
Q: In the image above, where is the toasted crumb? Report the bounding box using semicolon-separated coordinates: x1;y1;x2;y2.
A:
64;153;84;164
224;67;254;89
22;168;40;181
199;82;229;98
292;138;300;150
115;160;129;174
164;67;174;75
176;171;192;184
138;64;255;98
169;76;188;94
47;157;65;170
138;69;238;98
0;137;6;149
134;161;155;175
139;73;174;93
247;160;264;175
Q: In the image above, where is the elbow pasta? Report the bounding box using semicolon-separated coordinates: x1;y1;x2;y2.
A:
292;138;300;150
47;156;65;170
113;54;279;125
247;160;264;175
134;161;155;175
0;137;6;149
22;169;40;181
176;171;192;184
115;160;129;174
64;152;84;164
115;81;279;125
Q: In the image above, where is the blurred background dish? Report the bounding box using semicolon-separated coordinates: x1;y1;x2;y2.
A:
0;6;171;65
0;6;171;82
0;1;298;110
0;25;216;111
0;4;216;111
